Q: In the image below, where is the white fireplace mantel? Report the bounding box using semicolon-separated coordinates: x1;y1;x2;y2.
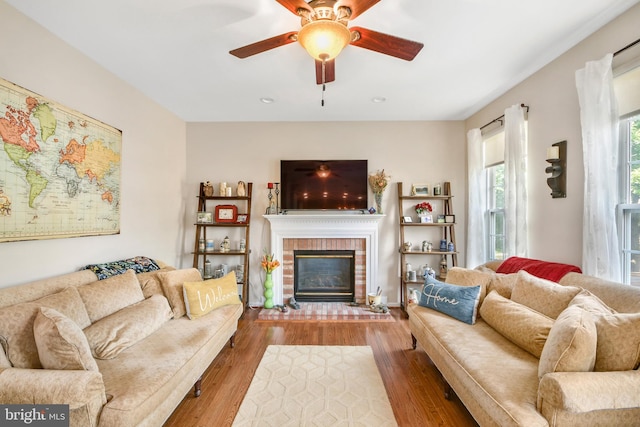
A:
264;213;385;305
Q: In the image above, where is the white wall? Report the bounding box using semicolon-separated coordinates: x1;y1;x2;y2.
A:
0;2;187;287
185;121;466;305
465;3;640;267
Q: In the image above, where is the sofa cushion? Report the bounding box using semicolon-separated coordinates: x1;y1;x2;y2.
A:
570;290;615;315
496;256;582;282
538;305;597;379
33;307;99;372
77;269;145;323
0;338;11;368
83;295;173;359
569;291;640;371
183;272;242;320
81;256;161;280
480;291;553;358
137;267;175;299
593;312;640;371
511;270;581;319
0;286;91;368
487;273;518;299
158;268;202;318
445;267;491;307
418;275;481;325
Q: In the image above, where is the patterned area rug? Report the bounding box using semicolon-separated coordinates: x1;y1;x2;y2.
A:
233;345;398;426
256;302;394;322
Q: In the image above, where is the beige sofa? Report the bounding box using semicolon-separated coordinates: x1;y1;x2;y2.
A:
0;262;243;427
408;262;640;427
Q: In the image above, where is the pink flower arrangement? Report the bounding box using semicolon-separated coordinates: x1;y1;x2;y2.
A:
415;202;433;215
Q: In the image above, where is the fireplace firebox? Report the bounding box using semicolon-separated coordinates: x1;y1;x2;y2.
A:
294;250;355;302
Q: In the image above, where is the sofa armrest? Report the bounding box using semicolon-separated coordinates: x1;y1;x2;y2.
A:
0;368;106;409
538;370;640;412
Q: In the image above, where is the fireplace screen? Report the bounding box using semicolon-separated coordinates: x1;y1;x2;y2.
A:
294;250;355;302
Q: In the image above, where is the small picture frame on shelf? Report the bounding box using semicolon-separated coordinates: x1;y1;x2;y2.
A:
420;214;433;223
236;214;249;224
402;216;413;223
445;214;456;223
411;184;430;196
197;211;213;224
436;214;446;223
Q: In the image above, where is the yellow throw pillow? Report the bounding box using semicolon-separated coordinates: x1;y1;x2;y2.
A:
183;272;242;320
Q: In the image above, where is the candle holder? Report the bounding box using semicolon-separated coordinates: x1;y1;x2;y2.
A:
274;182;280;214
545;140;567;198
266;184;276;214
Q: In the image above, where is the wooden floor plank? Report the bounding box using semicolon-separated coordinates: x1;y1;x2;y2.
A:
163;308;478;427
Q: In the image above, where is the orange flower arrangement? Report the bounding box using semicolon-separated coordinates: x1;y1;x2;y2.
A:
261;253;280;273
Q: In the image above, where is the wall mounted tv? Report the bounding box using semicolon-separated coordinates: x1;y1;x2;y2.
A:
280;160;368;211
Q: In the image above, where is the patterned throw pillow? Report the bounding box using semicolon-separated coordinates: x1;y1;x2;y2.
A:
510;270;581;319
183;272;242;320
480;291;553;358
157;268;203;318
81;256;161;280
538;305;597;378
418;275;482;325
33;307;99;371
83;295;173;359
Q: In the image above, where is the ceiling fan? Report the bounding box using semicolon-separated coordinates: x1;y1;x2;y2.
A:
229;0;424;85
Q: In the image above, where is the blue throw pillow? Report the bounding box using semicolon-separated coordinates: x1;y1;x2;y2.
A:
418;275;481;324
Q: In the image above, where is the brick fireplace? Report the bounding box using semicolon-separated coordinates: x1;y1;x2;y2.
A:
285;242;363;302
265;213;383;306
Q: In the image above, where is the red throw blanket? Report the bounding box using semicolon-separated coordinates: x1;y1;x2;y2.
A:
496;256;582;282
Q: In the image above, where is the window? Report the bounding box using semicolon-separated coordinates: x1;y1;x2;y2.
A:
615;51;640;285
619;115;640;285
487;163;505;260
483;130;506;261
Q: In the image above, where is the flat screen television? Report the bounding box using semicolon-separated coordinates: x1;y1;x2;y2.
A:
280;160;368;211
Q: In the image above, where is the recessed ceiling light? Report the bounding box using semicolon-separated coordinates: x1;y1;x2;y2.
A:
371;97;386;103
260;97;275;104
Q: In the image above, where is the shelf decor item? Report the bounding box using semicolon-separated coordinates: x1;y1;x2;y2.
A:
261;252;280;309
368;169;390;214
415;201;433;223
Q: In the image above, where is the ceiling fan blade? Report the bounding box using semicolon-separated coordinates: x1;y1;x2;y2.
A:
336;0;380;19
315;59;336;84
229;32;298;58
349;26;423;61
275;0;313;16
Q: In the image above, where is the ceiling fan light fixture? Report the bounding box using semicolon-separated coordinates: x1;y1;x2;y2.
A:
297;20;351;61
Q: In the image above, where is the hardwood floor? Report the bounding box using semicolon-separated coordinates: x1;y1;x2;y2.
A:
164;307;478;427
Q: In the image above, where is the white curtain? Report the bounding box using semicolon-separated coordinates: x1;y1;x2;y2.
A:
576;53;621;282
504;105;528;257
466;128;486;267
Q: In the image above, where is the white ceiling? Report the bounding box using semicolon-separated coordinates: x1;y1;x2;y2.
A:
6;0;638;122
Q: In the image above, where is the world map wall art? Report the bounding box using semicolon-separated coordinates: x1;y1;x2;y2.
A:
0;77;121;242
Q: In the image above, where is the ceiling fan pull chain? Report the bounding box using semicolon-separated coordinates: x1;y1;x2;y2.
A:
321;56;327;107
321;83;326;107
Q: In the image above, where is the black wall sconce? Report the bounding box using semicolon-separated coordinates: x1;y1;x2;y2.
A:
545;140;567;198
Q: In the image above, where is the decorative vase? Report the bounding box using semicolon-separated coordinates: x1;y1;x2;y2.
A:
374;192;383;214
263;272;274;309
